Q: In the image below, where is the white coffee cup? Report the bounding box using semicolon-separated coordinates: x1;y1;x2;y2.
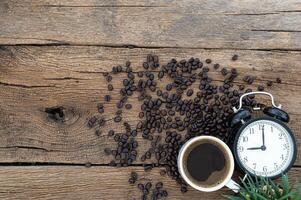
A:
178;136;240;192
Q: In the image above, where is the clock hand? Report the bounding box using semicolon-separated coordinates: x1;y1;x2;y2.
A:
247;147;262;150
261;125;266;151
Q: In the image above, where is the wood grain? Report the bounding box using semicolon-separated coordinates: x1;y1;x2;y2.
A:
0;166;299;200
0;46;300;165
0;0;301;49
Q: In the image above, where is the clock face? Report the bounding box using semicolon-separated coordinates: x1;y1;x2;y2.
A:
235;118;296;178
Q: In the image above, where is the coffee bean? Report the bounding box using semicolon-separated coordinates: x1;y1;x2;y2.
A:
125;104;132;110
138;183;144;190
104;95;111;102
232;54;238;61
258;85;264;91
155;182;163;189
213;63;220;69
276;77;282;83
108;130;115;137
205;59;212;64
186;89;193;96
221;68;228;76
108;84;114;91
267;80;273;87
95;129;102;136
87;116;97;128
114;116;122;122
106;75;112;82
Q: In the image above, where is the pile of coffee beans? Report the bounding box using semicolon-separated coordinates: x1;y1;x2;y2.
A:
87;54;280;198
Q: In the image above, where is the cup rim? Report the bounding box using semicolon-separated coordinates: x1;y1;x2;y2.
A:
177;136;235;192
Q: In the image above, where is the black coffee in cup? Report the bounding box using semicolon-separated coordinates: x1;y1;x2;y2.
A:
182;139;231;187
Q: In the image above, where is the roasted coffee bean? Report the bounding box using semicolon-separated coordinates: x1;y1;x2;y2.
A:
258;85;264;91
95;129;102;136
114;116;122;122
267;80;273;87
87;116;97;128
239;85;245;90
108;130;115;137
125;104;132;110
138;71;144;77
232;54;238;61
221;68;228;76
155;182;163;189
108;84;114;91
145;182;152;190
276;77;282;83
104;95;111;102
186;89;193;96
205;59;212;64
138;183;144;190
126;61;131;68
106;75;112;82
213;63;220;69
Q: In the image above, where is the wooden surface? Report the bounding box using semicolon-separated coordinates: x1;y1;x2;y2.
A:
0;0;301;199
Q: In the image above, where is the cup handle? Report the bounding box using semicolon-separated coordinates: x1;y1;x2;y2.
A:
226;179;240;193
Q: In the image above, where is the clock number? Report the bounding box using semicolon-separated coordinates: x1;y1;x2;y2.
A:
263;166;267;173
274;163;278;169
281;154;284;160
279;132;283;140
243;136;248;142
252;163;256;169
283;143;289;150
271;126;273;133
243;157;248;163
238;146;244;152
259;125;264;130
249;128;254;134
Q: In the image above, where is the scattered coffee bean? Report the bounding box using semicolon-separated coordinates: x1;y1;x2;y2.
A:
108;130;115;137
108;84;114;91
232;54;238;61
258;85;264;91
114;116;122;122
213;63;220;69
267;80;273;87
87;116;97;128
95;129;102;136
125;104;132;110
106;75;112;82
89;54;272;197
104;95;111;102
276;77;282;83
205;59;212;64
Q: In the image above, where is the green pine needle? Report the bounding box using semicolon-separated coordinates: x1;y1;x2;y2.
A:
224;174;301;200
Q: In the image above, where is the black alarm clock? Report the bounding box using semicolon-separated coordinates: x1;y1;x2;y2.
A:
230;92;297;179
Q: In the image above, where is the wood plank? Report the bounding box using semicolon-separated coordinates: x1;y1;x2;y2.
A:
0;166;299;200
0;46;300;165
0;0;301;49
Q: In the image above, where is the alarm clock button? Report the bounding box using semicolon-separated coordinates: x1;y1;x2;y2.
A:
263;107;290;123
230;109;251;127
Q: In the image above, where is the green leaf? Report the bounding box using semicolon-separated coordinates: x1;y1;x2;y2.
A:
223;195;244;200
281;174;290;194
278;191;294;200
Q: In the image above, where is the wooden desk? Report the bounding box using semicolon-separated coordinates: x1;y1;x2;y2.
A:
0;1;300;199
